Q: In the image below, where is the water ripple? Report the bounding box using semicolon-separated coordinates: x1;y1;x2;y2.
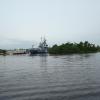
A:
0;53;100;100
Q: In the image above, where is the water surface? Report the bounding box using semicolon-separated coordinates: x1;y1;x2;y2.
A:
0;53;100;100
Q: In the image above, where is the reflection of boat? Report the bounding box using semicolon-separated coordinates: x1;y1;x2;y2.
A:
29;38;48;55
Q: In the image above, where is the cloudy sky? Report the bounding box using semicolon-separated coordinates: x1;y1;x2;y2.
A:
0;0;100;49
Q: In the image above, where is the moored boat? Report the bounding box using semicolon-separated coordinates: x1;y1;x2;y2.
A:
29;37;48;55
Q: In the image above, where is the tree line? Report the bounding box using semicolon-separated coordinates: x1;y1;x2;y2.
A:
0;49;7;55
48;41;100;54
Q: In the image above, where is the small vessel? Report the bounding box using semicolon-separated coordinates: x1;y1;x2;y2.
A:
29;37;48;55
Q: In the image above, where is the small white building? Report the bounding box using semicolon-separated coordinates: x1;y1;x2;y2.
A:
7;49;26;55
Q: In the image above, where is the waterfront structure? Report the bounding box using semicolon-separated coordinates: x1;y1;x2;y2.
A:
7;49;26;55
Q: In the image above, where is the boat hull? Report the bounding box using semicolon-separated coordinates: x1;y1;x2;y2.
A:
29;49;47;55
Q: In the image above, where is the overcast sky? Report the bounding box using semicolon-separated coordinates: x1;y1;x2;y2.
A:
0;0;100;49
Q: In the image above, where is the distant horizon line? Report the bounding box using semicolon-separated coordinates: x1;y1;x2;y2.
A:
0;40;100;50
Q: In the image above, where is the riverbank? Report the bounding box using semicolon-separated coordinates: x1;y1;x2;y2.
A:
0;41;100;55
0;49;7;55
49;41;100;54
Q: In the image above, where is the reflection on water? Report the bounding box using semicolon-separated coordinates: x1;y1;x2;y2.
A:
0;53;100;100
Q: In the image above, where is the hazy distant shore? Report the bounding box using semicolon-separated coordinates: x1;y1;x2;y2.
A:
49;41;100;55
0;49;7;55
0;41;100;55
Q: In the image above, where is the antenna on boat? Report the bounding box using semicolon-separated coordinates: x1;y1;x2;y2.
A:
32;43;34;48
41;36;43;42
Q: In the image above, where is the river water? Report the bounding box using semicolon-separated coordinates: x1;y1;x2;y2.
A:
0;53;100;100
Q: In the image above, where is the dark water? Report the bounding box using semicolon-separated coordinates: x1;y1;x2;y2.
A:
0;53;100;100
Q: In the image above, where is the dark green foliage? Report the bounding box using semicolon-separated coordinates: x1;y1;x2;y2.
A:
49;41;100;54
0;49;7;55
